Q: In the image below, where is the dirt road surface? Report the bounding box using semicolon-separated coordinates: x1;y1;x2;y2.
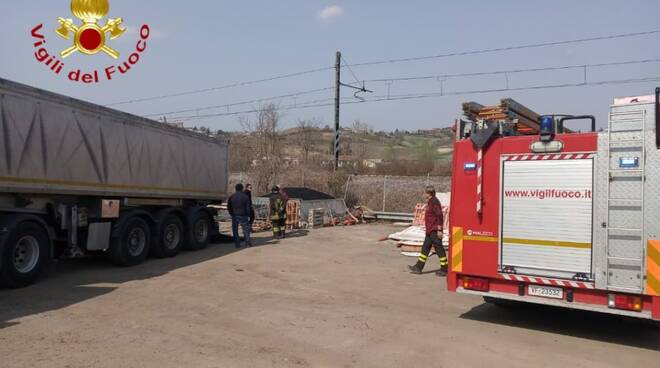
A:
1;224;658;367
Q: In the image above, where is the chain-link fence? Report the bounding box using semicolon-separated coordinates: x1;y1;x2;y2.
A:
230;172;451;214
344;175;451;213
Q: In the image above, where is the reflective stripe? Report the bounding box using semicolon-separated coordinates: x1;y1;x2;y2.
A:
502;237;592;249
419;254;428;260
451;227;463;273
418;257;427;263
464;235;498;243
647;240;660;296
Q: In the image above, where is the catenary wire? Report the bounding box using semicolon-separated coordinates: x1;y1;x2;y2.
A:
172;75;660;122
106;66;334;106
360;58;660;83
341;55;362;85
345;29;660;68
108;29;659;107
144;86;335;118
153;58;660;119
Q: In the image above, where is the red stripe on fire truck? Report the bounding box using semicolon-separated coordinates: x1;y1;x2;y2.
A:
501;274;595;289
503;153;595;161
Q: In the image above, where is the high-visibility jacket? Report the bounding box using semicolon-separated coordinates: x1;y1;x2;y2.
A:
270;194;286;220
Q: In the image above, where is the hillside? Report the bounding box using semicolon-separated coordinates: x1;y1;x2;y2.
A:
229;125;455;176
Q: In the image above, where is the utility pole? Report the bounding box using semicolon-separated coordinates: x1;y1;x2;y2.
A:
333;50;372;171
334;51;341;171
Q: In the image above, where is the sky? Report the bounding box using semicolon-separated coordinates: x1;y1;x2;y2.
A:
1;0;660;132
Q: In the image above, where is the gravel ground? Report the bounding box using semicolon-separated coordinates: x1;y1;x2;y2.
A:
0;224;658;368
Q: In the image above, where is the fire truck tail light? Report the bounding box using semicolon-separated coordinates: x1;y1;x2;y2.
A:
463;277;490;292
608;294;642;312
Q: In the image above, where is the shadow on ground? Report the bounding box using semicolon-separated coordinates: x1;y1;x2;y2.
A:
0;229;307;329
460;301;660;351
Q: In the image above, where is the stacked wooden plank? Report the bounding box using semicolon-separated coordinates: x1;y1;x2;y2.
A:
412;203;426;226
462;98;543;135
286;200;301;230
388;198;451;257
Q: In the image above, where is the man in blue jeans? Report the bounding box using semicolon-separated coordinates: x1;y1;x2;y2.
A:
228;183;252;248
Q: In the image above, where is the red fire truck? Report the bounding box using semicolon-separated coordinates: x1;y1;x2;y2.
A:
448;88;660;321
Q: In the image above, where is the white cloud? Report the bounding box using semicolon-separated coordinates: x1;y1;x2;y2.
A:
318;5;344;24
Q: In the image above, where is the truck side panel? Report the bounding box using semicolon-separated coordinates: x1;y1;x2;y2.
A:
0;78;228;201
593;102;660;295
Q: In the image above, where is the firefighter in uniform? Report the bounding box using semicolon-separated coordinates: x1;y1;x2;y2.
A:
408;185;448;276
269;186;287;239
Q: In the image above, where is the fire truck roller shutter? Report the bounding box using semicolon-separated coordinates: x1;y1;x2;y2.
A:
500;157;594;280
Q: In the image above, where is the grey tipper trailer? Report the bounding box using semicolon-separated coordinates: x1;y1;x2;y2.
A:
0;78;229;287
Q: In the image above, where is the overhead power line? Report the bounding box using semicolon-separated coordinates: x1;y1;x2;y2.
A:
360;58;660;83
151;57;660;120
173;100;337;121
341;55;362;86
109;29;659;107
352;76;660;104
172;75;660;122
346;29;660;67
107;66;333;107
144;86;334;118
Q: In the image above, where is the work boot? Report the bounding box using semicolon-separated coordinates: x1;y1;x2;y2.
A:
435;266;448;277
408;264;423;274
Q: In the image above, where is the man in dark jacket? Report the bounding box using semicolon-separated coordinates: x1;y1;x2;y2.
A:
408;185;447;276
228;183;252;248
244;183;255;226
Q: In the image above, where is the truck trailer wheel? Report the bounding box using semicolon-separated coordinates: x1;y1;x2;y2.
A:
109;217;151;266
152;214;184;258
0;221;50;288
184;210;211;251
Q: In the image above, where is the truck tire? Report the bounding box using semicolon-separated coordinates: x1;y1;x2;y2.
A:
184;210;211;251
109;217;151;266
152;214;184;258
0;221;50;288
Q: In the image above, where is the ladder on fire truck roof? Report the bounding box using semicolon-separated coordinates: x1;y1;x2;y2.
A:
605;107;647;292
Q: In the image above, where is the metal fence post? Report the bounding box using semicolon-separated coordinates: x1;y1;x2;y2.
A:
382;175;387;212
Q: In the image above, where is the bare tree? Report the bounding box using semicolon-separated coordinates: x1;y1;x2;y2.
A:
351;141;369;171
240;103;283;193
228;134;253;173
296;119;319;164
351;119;372;135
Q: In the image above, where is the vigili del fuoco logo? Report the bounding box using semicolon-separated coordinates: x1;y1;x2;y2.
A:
30;0;150;84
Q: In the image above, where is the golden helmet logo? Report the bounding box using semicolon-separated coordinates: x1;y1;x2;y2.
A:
30;0;150;84
56;0;126;59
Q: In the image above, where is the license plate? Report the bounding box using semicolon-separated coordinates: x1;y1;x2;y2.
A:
528;285;563;299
